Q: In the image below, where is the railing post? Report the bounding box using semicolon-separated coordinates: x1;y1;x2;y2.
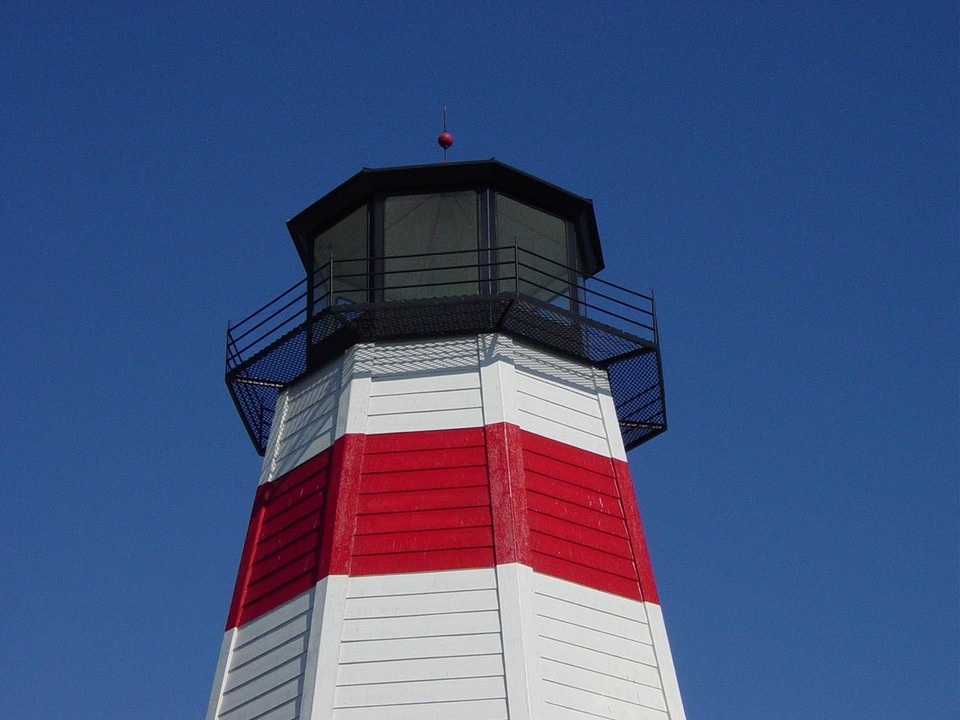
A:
513;243;520;296
328;249;334;307
650;289;659;345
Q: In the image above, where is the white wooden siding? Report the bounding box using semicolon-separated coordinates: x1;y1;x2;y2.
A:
645;602;688;720
333;568;507;720
214;588;315;720
260;359;343;485
515;368;609;456
366;370;483;435
532;572;673;720
258;334;624;488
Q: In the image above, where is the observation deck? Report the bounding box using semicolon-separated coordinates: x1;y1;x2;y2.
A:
225;160;666;454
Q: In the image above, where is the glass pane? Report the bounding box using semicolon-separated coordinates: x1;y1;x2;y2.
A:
313;205;368;306
384;192;478;301
495;195;571;304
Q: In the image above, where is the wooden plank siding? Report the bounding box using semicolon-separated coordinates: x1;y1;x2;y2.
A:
332;569;508;720
532;573;671;720
211;335;685;720
352;428;495;576
228;450;332;629
521;432;644;601
216;589;314;720
260;360;343;485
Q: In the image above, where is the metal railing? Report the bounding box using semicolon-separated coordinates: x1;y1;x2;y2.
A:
226;246;658;375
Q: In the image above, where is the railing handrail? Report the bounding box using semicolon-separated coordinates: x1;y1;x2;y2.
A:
226;246;659;372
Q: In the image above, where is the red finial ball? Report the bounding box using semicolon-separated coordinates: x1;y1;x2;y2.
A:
438;131;454;150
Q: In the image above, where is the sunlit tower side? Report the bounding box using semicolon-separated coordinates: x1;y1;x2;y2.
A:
208;159;684;720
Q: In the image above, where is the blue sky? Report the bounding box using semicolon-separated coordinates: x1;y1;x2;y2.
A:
1;3;957;718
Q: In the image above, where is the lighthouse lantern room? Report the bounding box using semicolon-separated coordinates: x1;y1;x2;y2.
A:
211;159;683;720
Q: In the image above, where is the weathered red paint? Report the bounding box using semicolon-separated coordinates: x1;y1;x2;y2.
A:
225;424;660;629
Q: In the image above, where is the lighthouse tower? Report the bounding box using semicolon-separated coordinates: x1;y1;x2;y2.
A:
208;159;685;720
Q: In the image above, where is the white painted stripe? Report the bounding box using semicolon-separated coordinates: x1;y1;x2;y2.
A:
365;406;484;434
529;572;681;719
369;337;480;376
332;697;508;720
534;593;650;642
300;575;348;720
333;568;508;718
218;677;301;719
541;658;664;704
205;630;236;720
368;387;482;416
543;698;668;720
495;563;545;720
536;614;653;662
369;371;480;396
334;675;506;707
593;368;628;462
344;588;500;619
338;633;504;664
211;590;314;720
542;679;667;719
231;613;310;670
540;635;658;673
341;609;501;641
510;341;597;392
517;408;612;457
517;371;603;418
645;602;687;720
219;657;303;713
337;653;505;686
223;635;308;692
346;568;498;598
531;571;649;621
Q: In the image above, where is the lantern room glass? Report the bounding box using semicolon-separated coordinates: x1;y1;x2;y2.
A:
383;191;479;301
495;194;573;306
313;205;367;307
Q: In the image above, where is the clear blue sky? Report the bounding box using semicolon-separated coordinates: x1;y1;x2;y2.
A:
1;3;957;718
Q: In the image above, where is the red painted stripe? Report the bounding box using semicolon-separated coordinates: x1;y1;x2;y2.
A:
362;445;488;474
523;451;620;496
360;465;489;493
353;526;494;555
245;549;321;606
521;432;615;474
362;426;485;452
485;422;531;566
321;433;366;577
520;430;650;601
224;488;268;630
249;530;321;581
525;471;623;516
612;458;660;604
258;488;325;542
351;547;496;576
354;506;492;535
528;510;634;558
226;421;662;628
526;491;630;538
356;485;490;514
532;552;641;600
530;531;639;580
226;449;332;629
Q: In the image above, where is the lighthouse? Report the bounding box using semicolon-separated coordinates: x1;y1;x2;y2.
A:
208;159;685;720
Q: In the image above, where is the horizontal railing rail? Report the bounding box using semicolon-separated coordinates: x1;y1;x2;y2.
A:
226;245;659;375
